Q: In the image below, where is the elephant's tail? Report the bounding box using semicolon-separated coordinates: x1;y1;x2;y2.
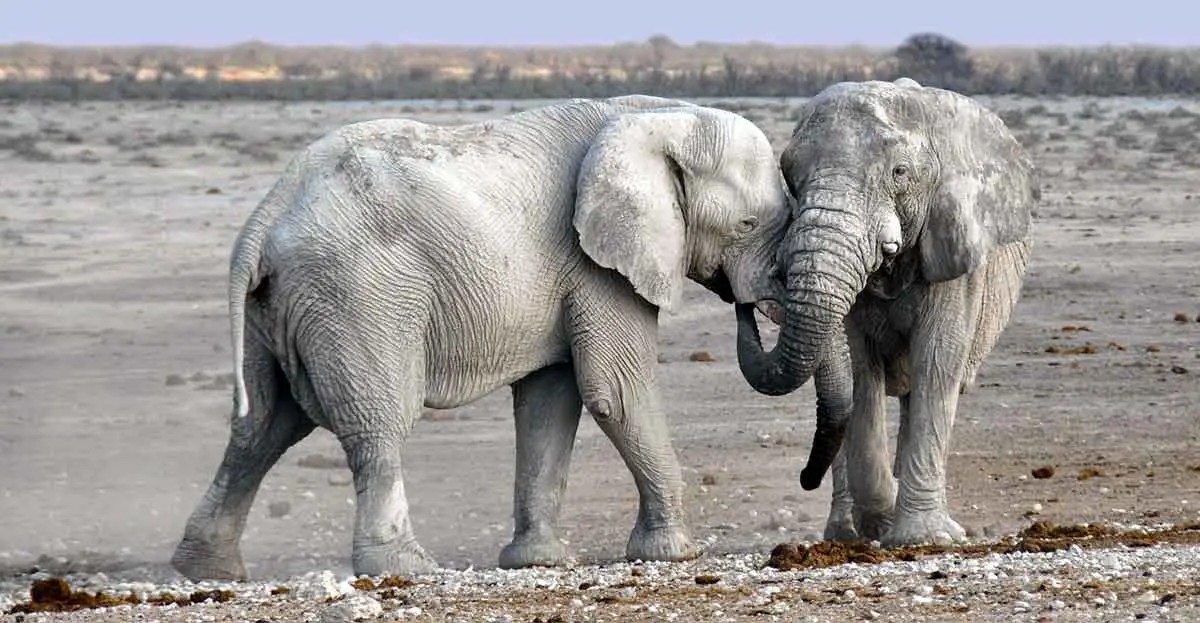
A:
228;221;266;420
228;179;293;419
227;142;323;420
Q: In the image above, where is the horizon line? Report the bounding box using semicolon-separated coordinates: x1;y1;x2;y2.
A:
3;38;1199;51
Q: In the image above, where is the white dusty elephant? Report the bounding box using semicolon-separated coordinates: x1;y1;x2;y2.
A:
735;78;1036;546
170;95;795;581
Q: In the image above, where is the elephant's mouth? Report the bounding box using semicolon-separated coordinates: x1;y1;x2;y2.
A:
755;299;785;325
700;269;737;304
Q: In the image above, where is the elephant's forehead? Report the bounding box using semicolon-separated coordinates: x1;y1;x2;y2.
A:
807;82;923;126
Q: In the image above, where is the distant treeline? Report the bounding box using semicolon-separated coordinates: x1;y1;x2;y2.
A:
4;34;1200;101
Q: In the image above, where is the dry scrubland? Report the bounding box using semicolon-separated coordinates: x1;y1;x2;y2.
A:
6;38;1200;99
1;94;1199;621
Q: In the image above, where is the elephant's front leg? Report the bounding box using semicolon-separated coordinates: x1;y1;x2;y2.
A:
845;348;897;541
822;448;858;541
499;364;584;569
882;302;973;547
587;386;698;562
570;303;697;563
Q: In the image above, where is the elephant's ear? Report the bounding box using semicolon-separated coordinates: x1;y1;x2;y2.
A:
573;111;695;311
919;90;1036;283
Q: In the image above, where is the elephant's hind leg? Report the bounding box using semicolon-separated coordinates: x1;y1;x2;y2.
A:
307;333;435;578
171;341;315;581
499;363;583;569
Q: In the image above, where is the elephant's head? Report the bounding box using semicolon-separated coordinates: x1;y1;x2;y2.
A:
737;78;1036;484
572;104;791;315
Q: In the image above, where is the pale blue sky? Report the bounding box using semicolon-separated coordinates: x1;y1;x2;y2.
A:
2;0;1197;47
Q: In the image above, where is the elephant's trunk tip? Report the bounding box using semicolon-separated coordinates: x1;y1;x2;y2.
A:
798;466;826;491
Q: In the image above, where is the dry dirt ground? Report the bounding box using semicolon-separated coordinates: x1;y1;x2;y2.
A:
1;95;1198;621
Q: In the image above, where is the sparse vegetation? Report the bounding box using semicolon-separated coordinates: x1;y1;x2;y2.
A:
6;35;1200;101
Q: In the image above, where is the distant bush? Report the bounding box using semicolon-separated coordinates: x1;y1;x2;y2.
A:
3;35;1200;101
894;33;974;88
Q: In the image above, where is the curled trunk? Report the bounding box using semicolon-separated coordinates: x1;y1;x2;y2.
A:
735;203;872;489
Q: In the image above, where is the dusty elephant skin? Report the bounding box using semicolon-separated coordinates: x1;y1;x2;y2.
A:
2;95;1199;622
168;95;795;581
737;78;1038;547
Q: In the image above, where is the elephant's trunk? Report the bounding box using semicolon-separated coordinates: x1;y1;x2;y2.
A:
735;193;873;487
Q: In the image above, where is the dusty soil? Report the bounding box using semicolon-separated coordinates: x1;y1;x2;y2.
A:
1;95;1199;620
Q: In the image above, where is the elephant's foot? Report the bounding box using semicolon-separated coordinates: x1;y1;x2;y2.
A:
626;524;699;563
170;538;247;582
881;509;966;547
352;541;438;578
498;532;570;569
852;506;895;542
822;514;860;542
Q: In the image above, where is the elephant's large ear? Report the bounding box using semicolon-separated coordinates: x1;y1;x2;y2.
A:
918;89;1036;283
573;111;694;311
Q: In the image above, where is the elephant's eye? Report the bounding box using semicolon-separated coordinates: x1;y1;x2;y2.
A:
736;216;759;234
892;165;909;179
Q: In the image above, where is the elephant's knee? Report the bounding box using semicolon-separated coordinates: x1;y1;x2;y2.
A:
581;383;621;424
584;397;614;422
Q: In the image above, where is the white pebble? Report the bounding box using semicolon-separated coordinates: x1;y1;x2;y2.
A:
319;594;383;622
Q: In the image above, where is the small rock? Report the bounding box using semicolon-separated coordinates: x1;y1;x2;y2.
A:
205;187;223;195
268;501;291;518
320;593;383;622
295;570;356;601
694;574;721;585
1031;465;1056;479
688;351;717;363
617;586;637;599
1170;365;1188;374
1173;312;1190;323
1136;590;1159;604
328;472;353;486
1049;599;1067;610
164;374;186;387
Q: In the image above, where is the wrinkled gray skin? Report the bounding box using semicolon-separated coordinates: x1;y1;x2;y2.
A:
736;78;1035;546
170;95;794;581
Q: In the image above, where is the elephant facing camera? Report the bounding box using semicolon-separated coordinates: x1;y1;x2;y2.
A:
736;77;1036;548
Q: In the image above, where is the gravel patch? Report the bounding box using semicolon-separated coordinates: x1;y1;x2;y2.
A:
3;524;1197;622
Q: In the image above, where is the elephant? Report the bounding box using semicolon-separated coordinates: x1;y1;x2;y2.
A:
735;78;1036;546
169;94;796;581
